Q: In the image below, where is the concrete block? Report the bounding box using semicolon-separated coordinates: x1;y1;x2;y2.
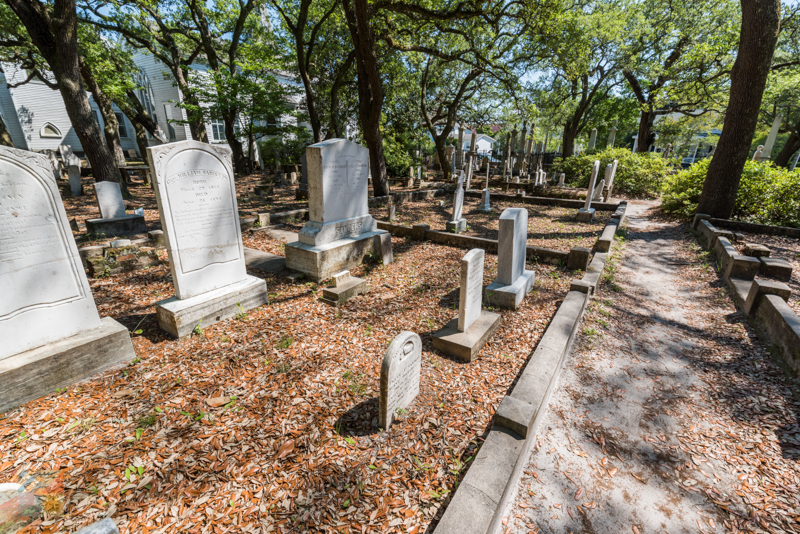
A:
567;247;591;271
759;257;792;282
85;214;146;237
0;317;136;414
713;236;737;270
240;217;257;232
74;518;119;534
284;230;388;281
257;212;271;227
569;278;594;294
494;395;535;437
582;252;607;290
411;223;430;241
723;255;760;282
484;271;535;310
692;213;711;230
743;279;791;316
374;232;394;265
156;275;268;338
320;276;367;306
432;310;501;362
576;207;595;222
743;243;770;258
446;218;467;233
433;480;497;534
754;295;800;377
595;223;617;252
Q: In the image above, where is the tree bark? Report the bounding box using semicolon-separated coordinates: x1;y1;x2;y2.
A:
635;107;657;153
773;123;799;167
0;114;15;147
6;0;123;190
326;50;355;140
697;0;781;218
132;121;150;163
342;0;389;197
222;109;250;175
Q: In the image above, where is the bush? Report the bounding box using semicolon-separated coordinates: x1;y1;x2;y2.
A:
382;133;413;177
259;129;313;166
551;147;673;198
662;159;800;228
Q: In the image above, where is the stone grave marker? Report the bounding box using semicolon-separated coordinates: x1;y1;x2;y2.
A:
147;140;268;337
0;146;136;413
485;208;535;309
607;120;618;147
321;270;368;306
603;159;619;201
67;155;82;196
588;128;597;150
380;331;422;429
577;160;600;222
87;181;146;235
94;181;126;219
477;188;491;212
432;249;501;361
446;172;467;233
558;173;565;187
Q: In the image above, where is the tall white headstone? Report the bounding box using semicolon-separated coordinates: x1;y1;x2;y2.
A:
761;114;783;161
94;182;127;219
578;160;601;222
486;208;535;309
588;128;597;150
446;172;467;233
607;120;618;148
380;331;422;429
459;248;485;332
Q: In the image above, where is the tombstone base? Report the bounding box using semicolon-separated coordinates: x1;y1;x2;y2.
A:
285;230;390;281
431;310;501;362
85;214;146;236
446;219;467;233
295;188;308;200
155;275;268;338
576;208;595;223
321;277;368;306
0;317;135;414
485;270;536;310
298;214;377;246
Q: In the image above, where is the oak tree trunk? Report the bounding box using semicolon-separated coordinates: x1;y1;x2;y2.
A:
6;0;123;191
773;125;799;167
636;107;657;153
697;0;781;218
223;109;250;175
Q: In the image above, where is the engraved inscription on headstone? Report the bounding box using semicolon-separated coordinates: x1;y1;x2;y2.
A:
148;140;246;299
459;248;485;332
380;331;422;429
0;146;101;359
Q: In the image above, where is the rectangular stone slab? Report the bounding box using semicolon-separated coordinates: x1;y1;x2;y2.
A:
459;249;485;331
148;141;247;299
284;230;388;281
0;317;134;413
485;270;535;310
156;275;268;338
432;310;501;362
93;181;126;219
0;146;102;360
85;214;147;237
496;208;527;285
321;276;368;305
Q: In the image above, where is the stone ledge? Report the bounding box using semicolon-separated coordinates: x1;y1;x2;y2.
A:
284;230;389;281
85;214;146;237
753;295;800;377
431;311;501;362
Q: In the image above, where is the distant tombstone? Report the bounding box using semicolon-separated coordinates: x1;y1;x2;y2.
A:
465;159;474;190
588;128;597;150
432;249;500;361
752;145;764;161
577;160;601;222
592;178;606;201
289;172;297;185
379;331;422;429
558;173;566;187
67;161;82;197
0;146;135;412
446;172;466;233
45;150;62;180
93;182;127;219
485;208;535;309
606;120;618;148
603;159;619;201
477;188;491;212
388;204;396;221
147;140;268;336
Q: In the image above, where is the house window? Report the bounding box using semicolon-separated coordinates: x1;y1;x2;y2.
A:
210;119;226;142
115;113;128;137
39;122;61;138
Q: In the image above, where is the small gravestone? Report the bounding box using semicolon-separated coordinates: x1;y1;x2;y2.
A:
380;331;422;429
387;204;396;221
0;146;135;413
147;140;268;337
603;159;619;201
67;156;82;196
752;145;764;161
577;160;600;222
432;249;501;361
485;208;535;309
477;188;491;212
296;152;309;200
592;176;606;201
558;173;565;187
86;182;146;236
320;270;367;306
446;172;467;233
588;128;597;150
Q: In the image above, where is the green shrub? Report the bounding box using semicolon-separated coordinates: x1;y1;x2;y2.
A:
383;133;413;177
551;147;673;198
662;159;800;228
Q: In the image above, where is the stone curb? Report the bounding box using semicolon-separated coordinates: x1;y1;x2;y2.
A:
464;190;620;211
433;202;628;534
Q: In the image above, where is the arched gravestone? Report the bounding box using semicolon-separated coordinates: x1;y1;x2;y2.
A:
147;141;268;337
0;146;136;412
380;331;422;429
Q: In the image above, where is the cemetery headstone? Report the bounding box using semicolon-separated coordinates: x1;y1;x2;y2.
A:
93;182;126;218
86;181;147;235
58;144;73;166
432;249;500;361
67;157;82;196
485;208;535;309
752;145;764;161
592;178;606;201
588;128;597;150
478;188;492;212
603;159;619;201
147;140;268;337
607;120;618;147
577;160;601;222
0;146;136;413
285;139;391;280
558;173;565;187
388;204;396;221
446;172;467;233
379;331;422;429
321;270;368;306
761;114;782;161
45;150;62;181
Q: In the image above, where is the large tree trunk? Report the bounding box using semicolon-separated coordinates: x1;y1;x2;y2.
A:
326;51;355;140
222;109;250;175
774;125;799;167
434;138;451;181
697;0;781;218
561;122;578;159
132;121;150;161
342;0;389;197
6;0;122;189
0;114;14;147
635;106;657;153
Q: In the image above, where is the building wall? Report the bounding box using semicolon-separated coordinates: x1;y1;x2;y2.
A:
131;52;192;143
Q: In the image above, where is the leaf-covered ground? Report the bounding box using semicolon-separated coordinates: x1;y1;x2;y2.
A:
1;232;577;533
505;202;800;534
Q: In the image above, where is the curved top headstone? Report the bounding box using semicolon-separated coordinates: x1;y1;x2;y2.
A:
380;331;422;429
0;146;101;360
148;140;245;299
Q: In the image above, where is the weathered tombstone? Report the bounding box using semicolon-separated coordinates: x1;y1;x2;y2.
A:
380;331;422;429
603;159;619;201
86;182;146;235
432;249;500;361
67;155;82;196
761;114;782;161
321;270;368;306
477;188;492;213
296;151;309;200
446;172;467;233
558;173;566;187
485;208;535;309
606;120;618;148
577;160;601;222
752;145;764;161
147;140;268;337
285;139;391;280
45;150;62;181
289;171;297;185
0;146;136;413
465;158;474;190
592;178;606;201
388;204;396;221
588;128;597;150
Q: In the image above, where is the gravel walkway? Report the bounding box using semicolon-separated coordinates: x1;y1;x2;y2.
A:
504;201;800;534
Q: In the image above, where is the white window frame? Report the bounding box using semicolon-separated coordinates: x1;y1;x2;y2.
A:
115;113;128;138
210;118;226;142
39;122;62;138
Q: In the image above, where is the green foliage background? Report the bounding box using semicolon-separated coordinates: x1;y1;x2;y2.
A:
662;159;800;227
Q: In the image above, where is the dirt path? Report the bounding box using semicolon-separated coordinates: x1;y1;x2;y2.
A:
505;201;800;534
